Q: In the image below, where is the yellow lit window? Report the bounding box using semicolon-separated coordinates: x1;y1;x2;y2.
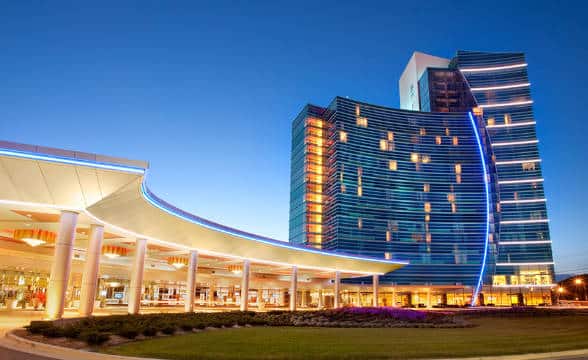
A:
421;155;431;164
456;174;462;184
423;183;430;192
487;117;495;126
389;160;397;171
356;116;368;127
420;128;426;136
308;204;322;213
426;233;431;243
493;275;506;286
310;214;322;223
339;130;347;143
387;131;394;141
379;139;388;151
306;193;323;203
504;114;511;124
424;214;430;222
473;107;484;116
522;162;536;171
355;104;360;116
306;117;323;128
447;193;455;202
386;230;391;242
452;136;459;146
435;136;442;145
357;217;362;229
454;163;462;174
489;233;494;242
341;184;346;193
445;128;450;136
410;153;420;163
424;202;431;213
451;203;457;213
384;252;391;260
308;224;322;233
307;173;322;183
357;186;362;197
308;234;322;244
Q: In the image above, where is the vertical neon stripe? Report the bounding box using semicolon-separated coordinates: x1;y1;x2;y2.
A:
468;111;490;306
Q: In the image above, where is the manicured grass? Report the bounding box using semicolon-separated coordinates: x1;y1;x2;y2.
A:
104;316;588;359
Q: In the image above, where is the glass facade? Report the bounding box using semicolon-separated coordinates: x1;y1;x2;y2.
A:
454;50;554;287
290;97;489;286
289;50;555;302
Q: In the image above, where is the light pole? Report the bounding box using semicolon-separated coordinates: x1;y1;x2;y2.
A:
575;278;586;301
556;287;564;305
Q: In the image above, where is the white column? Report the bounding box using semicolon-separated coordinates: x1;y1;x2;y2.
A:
240;260;250;311
79;224;104;317
318;289;324;309
289;266;298;311
301;290;308;308
372;274;379;307
45;211;78;320
185;250;198;312
128;238;147;315
334;271;341;309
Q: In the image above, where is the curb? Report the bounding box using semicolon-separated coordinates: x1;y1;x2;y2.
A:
2;328;588;360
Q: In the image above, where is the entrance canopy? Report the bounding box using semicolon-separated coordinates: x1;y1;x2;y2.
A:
0;140;406;281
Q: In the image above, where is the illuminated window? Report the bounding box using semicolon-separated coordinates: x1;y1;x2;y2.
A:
426;233;431;243
388;160;397;171
487;117;495;126
420;128;426;136
357;186;362;197
456;174;462;184
435;136;442;145
451;203;457;213
385;230;391;242
522;162;536;171
356;117;368;127
421;155;431;164
387;131;394;141
452;136;459;146
445;128;450;136
425;214;430;222
423;183;430;192
424;202;431;213
410;153;420;163
357;217;362;229
496;202;501;213
306;193;323;203
504;114;511;124
339;130;347;143
384;252;391;260
493;275;506;286
310;214;322;223
379;139;388;151
310;205;323;215
308;224;322;233
447;193;455;202
454;163;462;174
341;184;346;193
355;104;360;116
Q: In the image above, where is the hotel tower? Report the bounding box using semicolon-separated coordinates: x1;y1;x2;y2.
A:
289;50;554;307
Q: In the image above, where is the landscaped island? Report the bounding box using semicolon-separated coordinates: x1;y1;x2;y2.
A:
23;308;588;359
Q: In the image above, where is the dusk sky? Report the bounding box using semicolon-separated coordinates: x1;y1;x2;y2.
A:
1;1;586;275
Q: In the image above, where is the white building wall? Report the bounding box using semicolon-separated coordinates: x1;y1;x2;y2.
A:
398;52;450;111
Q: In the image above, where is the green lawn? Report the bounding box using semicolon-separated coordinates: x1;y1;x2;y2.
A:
104;316;588;360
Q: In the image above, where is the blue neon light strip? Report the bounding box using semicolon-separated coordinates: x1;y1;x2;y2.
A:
468;111;491;306
140;181;408;266
0;148;146;174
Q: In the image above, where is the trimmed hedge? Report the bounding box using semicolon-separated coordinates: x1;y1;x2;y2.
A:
25;308;470;345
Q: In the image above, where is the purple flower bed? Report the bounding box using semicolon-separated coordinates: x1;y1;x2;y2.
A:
286;307;466;328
